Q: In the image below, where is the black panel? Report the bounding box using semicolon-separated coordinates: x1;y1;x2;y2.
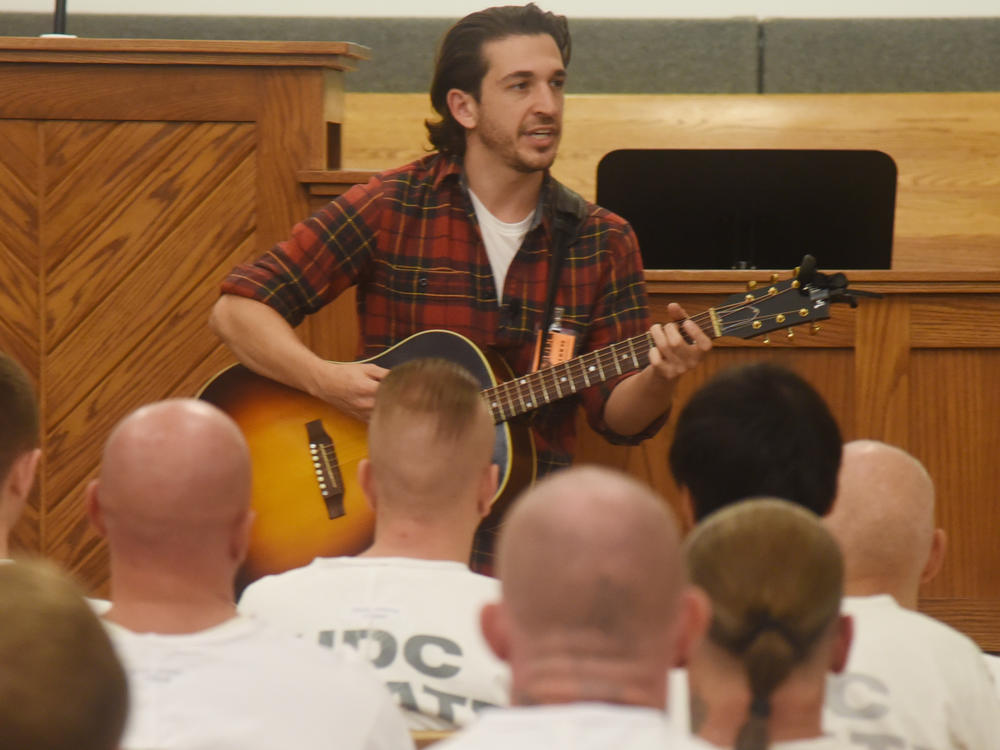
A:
597;149;896;270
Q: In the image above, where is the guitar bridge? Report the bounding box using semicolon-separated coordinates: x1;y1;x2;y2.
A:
306;419;346;519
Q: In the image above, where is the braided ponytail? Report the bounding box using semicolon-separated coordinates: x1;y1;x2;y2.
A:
685;498;844;750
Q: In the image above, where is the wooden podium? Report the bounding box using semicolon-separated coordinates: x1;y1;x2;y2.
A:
0;38;365;591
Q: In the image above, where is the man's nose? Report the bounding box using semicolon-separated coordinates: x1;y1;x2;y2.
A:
532;83;560;117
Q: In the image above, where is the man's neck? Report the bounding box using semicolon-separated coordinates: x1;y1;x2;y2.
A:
508;648;669;710
105;561;238;634
844;577;917;609
463;147;544;223
361;516;476;565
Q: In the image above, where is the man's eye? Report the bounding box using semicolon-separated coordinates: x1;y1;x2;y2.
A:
551;79;566;89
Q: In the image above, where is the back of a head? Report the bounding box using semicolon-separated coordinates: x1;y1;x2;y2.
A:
427;2;571;157
0;352;39;485
825;439;936;593
685;498;844;750
497;466;684;657
0;559;127;750
98;399;252;559
368;358;494;515
669;362;842;521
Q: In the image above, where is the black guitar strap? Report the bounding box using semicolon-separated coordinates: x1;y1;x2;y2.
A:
541;183;588;335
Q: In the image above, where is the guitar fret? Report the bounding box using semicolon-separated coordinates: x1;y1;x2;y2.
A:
612;344;623;375
555;363;568;397
594;353;606;381
502;381;517;419
580;355;592;388
537;371;550;406
527;376;540;410
516;377;530;413
627;338;640;368
485;388;505;423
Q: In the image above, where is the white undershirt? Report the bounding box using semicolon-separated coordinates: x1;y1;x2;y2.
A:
469;188;533;304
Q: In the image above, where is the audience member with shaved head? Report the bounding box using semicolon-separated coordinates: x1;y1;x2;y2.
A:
240;358;508;729
433;465;713;750
685;499;851;750
0;351;41;559
669;362;842;525
0;559;127;750
89;398;412;750
822;440;1000;748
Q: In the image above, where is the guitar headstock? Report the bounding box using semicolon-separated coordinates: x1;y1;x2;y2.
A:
713;255;855;342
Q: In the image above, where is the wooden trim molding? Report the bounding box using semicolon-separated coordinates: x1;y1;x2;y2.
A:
0;37;369;68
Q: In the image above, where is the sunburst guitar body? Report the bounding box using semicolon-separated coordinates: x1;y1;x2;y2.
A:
199;330;532;589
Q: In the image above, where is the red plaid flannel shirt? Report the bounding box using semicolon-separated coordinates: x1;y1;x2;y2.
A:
222;154;662;475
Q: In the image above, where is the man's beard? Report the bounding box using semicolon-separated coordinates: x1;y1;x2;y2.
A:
476;116;559;173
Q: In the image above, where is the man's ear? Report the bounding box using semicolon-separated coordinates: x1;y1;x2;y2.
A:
447;88;479;130
358;458;377;513
672;585;712;668
920;527;948;586
477;464;499;519
230;508;255;564
6;448;41;505
480;601;510;662
830;614;853;673
85;479;107;538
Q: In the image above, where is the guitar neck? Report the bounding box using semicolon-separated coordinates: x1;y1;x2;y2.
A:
482;309;718;424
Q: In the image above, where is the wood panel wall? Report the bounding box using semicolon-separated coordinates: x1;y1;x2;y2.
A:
0;39;360;594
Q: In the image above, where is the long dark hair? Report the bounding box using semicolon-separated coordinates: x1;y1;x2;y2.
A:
426;3;571;157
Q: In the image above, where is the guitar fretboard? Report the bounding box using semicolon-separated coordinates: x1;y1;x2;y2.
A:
482;312;716;424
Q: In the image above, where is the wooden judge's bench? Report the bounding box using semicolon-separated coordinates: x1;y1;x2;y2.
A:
1;39;999;648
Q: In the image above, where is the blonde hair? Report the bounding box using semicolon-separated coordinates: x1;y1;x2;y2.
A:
0;559;127;750
368;358;494;509
371;358;487;442
684;499;843;750
0;351;38;482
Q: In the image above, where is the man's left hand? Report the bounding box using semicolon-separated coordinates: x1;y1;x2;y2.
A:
647;302;713;381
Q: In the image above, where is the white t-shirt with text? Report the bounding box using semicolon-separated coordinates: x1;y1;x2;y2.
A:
239;556;510;729
823;594;1000;749
105;615;413;750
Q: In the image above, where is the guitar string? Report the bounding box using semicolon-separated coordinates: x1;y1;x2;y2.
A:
484;287;808;419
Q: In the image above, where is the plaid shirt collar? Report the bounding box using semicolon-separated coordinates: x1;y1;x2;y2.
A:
436;153;554;236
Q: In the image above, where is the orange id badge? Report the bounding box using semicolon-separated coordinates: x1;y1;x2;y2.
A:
544;332;576;367
531;328;578;372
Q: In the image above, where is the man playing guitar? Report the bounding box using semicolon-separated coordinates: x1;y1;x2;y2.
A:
209;4;711;534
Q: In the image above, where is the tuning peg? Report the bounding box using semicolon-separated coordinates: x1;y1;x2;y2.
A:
793;265;801;277
787;329;795;340
762;335;771;344
747;280;758;290
811;323;821;335
770;273;780;282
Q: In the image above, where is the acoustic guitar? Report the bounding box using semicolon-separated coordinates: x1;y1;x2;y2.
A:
200;257;856;586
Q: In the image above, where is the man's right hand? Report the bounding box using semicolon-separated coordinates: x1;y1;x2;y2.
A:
310;362;388;423
210;296;389;423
